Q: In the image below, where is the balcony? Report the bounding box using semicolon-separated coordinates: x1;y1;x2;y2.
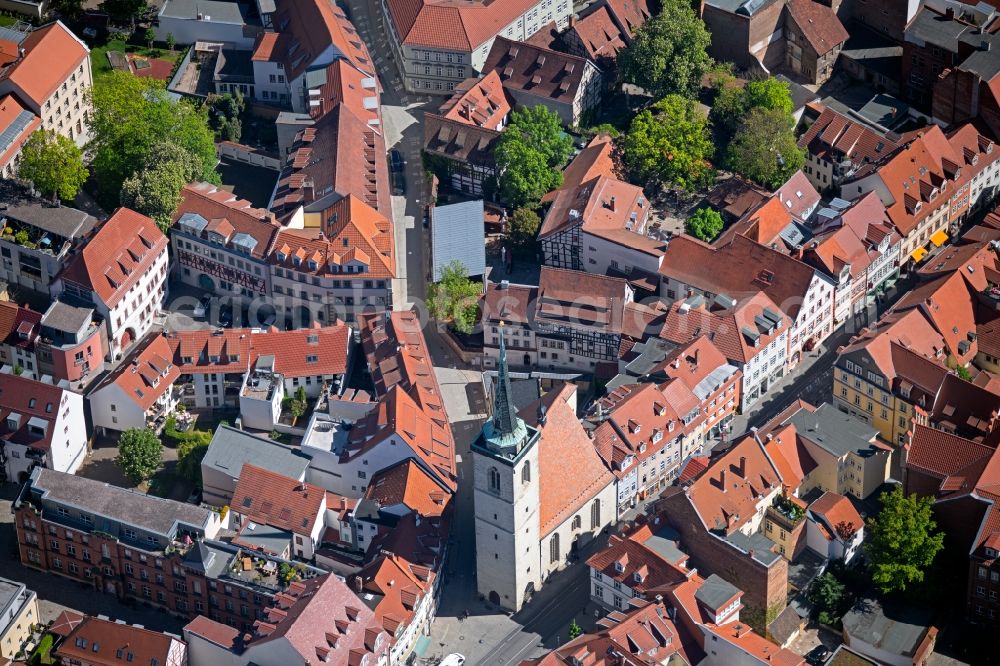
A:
767;495;806;529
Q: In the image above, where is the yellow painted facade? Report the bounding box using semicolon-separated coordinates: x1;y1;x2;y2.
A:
0;588;37;660
832;369;914;447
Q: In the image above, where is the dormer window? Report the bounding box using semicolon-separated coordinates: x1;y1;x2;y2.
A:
652;429;662;444
633;571;644;583
988;547;998;558
293;256;301;266
614;561;625;574
276;252;286;262
308;260;318;271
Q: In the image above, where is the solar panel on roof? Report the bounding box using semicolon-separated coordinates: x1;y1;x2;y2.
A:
0;110;34;155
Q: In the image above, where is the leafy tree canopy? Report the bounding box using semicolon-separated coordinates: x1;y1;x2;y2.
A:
207;92;245;142
617;0;713;98
120;141;204;231
509;206;541;255
725;107;805;189
427;261;481;334
685;207;724;241
711;77;794;138
88;72;218;202
116;428;162;484
495;105;572;208
18;130;88;202
622;94;713;190
866;486;945;594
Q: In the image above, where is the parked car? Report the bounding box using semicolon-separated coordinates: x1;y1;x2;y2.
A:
805;645;830;665
422;206;430;228
390;149;404;172
439;655;465;666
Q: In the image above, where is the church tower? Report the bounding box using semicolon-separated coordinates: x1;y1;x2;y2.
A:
472;323;542;611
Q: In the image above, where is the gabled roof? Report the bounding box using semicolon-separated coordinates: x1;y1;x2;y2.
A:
0;93;39;168
164;324;351;378
660;234;822;321
271;195;395;279
422;111;501;165
353;552;435;637
263;0;374;81
0;370;69;454
0;21;88;107
59;208;167;308
685;435;781;534
437;70;512;130
785;0;849;55
586;533;689;593
233;464;325;537
893;271;979;365
604;0;654;39
90;333;180;412
384;0;545;50
484;36;595;102
520;384;615;536
173;182;280;260
568;6;628;62
248;574;389;665
363;459;451;518
55;616;179;666
809;491;863;541
797;106;900;169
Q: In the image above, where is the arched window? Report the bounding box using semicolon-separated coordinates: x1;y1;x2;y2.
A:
488;467;501;494
590;499;601;529
521;460;531;484
550;533;560;563
571;515;581;531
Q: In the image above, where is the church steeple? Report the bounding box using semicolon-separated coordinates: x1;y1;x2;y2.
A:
480;321;533;456
492;322;521;436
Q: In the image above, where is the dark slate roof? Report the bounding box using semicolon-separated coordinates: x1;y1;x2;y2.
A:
28;468;214;537
0;180;97;239
787;402;879;458
694;573;741;611
202;425;311;482
842;599;934;658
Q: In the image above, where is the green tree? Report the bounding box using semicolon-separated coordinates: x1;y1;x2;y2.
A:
144;27;155;48
116;428;162;484
102;0;146;25
88;72;218;203
52;0;84;18
207;92;245;142
568;619;583;640
289;399;306;426
509;207;541;255
427;260;481;334
618;0;713;98
17;130;88;202
166;32;176;51
177;435;210;487
686;207;724;241
725;107;805;189
866;486;945;594
623;94;713;189
808;572;846;616
712;77;794;140
495;105;572;208
120;141;205;231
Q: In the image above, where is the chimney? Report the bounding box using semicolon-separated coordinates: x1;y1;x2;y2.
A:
353;576;363;593
610;196;617;211
737;456;746;478
692;348;699;365
946;6;955;18
538;404;547;426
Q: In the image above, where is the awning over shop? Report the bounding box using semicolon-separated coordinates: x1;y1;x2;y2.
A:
930;229;949;246
911;247;929;262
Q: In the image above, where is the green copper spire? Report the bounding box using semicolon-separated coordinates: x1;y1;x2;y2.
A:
483;322;530;452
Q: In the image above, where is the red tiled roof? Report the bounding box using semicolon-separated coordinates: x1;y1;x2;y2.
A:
785;0;849;55
686;435;781;534
271;197;395;279
893;271;979;365
184;615;241;650
660;234;819;321
520;384;615;536
906;423;993;480
267;0;374;81
798;107;900;168
543;134;618;205
385;0;541;50
568;6;627;61
0;301;39;350
59;208;166;308
173;182;280;260
233;464;325;536
604;0;654;39
164;324;350;378
364;459;451;517
0;371;71;454
809;491;863;539
55;616;178;666
92;333;180;411
353;553;434;637
918;240;998;291
0;21;88;107
660;291;789;365
48;610;84;638
586;533;689;592
484;36;593;103
438;70;512;130
773;171;821;220
249;574;389;665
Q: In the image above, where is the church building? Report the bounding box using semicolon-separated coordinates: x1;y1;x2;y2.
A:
472;325;617;611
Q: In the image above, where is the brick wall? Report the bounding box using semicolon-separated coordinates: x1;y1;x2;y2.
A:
15;507;276;633
659;491;788;623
